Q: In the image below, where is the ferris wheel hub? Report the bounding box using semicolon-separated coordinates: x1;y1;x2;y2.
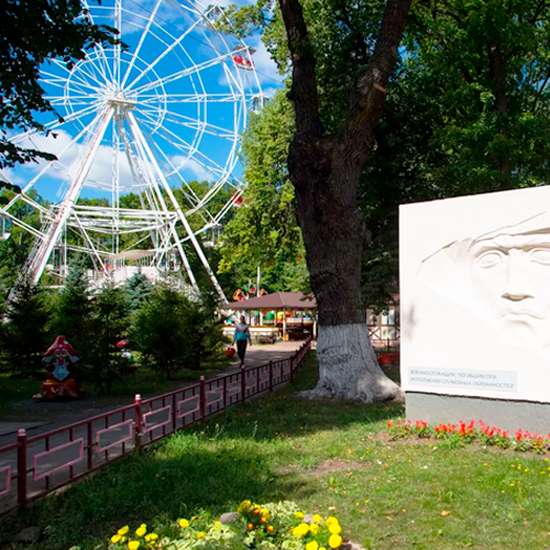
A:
107;94;137;111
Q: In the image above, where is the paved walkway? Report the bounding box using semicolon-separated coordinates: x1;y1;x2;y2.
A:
0;341;303;444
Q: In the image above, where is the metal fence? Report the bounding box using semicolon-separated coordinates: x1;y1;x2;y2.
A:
0;337;312;515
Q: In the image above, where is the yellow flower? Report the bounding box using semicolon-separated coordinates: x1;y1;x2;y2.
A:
328;523;342;535
144;533;158;542
135;524;147;537
310;523;320;535
326;516;339;526
111;534;122;544
328;534;343;548
294;511;305;519
213;520;222;530
261;507;270;519
127;541;140;550
239;499;252;511
196;531;206;540
178;518;190;529
292;523;310;538
312;514;323;523
306;542;319;550
118;526;130;536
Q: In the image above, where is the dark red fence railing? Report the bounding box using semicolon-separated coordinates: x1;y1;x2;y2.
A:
0;337;312;515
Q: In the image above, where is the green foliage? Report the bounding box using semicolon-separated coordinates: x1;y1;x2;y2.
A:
50;262;94;363
403;0;550;191
0;276;51;376
0;0;119;174
131;286;224;379
87;283;131;393
106;501;345;549
221;0;549;306
125;272;153;310
219;91;309;292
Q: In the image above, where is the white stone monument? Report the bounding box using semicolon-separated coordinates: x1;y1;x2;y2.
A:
400;186;550;432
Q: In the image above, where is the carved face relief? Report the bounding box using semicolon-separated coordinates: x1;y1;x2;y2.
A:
469;233;550;348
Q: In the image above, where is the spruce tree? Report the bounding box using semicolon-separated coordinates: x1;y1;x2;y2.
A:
1;276;50;376
51;262;93;361
89;282;130;393
125;272;152;310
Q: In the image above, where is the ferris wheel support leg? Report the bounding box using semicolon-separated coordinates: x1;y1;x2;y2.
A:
26;108;114;285
126;112;228;304
121;116;200;293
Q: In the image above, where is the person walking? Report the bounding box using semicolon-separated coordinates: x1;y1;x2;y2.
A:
233;315;252;366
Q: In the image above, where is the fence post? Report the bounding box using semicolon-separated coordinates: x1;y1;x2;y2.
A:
269;361;273;392
290;357;295;383
256;367;260;394
172;393;177;433
134;394;142;449
199;376;206;419
223;376;227;408
16;428;27;508
240;365;246;403
87;421;93;470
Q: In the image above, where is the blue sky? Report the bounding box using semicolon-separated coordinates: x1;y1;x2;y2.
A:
3;0;283;208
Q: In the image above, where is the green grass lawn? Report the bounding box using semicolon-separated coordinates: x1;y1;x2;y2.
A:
4;353;550;549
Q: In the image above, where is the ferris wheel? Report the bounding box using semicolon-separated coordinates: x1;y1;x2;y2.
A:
0;0;264;303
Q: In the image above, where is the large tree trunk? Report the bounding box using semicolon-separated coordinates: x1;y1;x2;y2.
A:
279;0;411;402
292;146;401;401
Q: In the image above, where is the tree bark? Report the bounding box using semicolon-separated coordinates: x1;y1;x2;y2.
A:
279;0;411;401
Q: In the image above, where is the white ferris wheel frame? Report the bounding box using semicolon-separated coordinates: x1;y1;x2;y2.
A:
1;0;264;303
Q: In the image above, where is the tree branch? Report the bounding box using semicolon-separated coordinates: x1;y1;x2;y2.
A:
341;0;412;168
278;0;323;139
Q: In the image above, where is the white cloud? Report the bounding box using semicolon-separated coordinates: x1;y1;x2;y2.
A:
171;155;213;181
250;37;283;85
12;129;141;193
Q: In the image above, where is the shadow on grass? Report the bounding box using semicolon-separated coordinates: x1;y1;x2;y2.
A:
205;352;404;442
6;443;312;549
2;352;403;549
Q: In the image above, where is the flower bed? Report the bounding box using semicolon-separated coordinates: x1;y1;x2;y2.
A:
107;500;353;549
387;419;550;453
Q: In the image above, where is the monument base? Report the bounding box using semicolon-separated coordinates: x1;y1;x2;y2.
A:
406;392;550;434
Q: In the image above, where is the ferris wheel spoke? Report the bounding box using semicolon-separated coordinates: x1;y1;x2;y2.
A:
48;59;106;91
138;115;223;217
125;11;215;93
140;92;251;104
81;0;116;84
3;111;106;215
41;66;99;94
148;138;207;211
40;71;92;95
10;102;100;145
114;0;122;85
140;116;227;179
120;0;162;88
142;107;237;140
44;94;96;102
131;47;246;96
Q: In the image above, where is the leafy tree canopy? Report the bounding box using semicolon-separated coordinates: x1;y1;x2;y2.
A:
219;0;549;305
0;0;119;176
218;91;309;293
